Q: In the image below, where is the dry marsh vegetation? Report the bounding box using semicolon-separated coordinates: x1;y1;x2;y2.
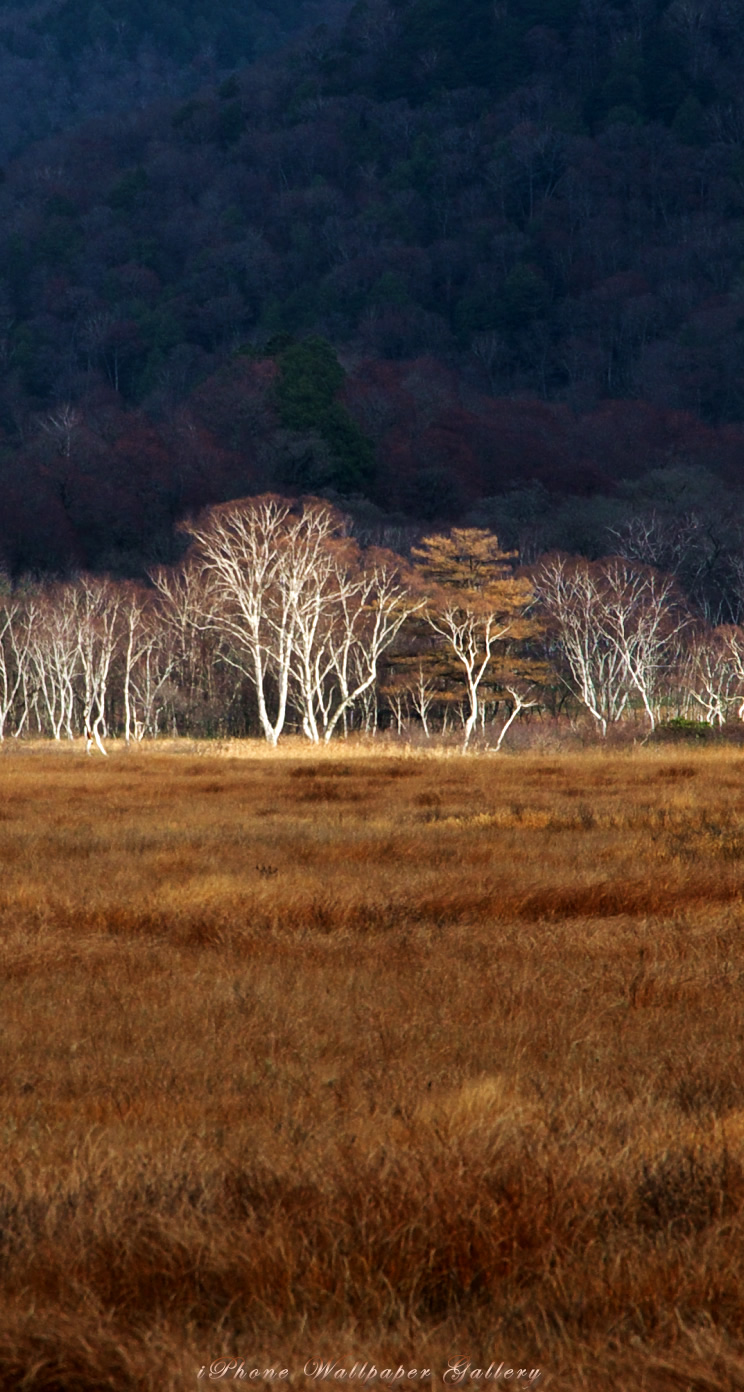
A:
3;742;744;1389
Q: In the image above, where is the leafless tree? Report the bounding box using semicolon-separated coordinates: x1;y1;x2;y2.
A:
384;685;410;736
715;626;744;721
601;558;688;732
181;496;343;746
535;554;689;734
182;497;418;745
0;579;27;740
318;550;419;742
493;682;542;752
608;509;728;621
39;403;82;458
282;514;353;744
116;582;177;742
72;575;123;754
149;558;219;734
608;509;700;574
677;624;742;725
406;663;438;738
26;586;79;740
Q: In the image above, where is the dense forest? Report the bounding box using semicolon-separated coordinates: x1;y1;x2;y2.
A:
0;0;333;159
3;0;744;594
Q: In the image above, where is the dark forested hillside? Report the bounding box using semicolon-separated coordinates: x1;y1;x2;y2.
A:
0;0;335;160
3;0;744;575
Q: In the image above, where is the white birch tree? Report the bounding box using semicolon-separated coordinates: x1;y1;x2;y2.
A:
535;555;688;734
119;584;177;741
0;580;28;740
26;587;79;740
180;496;339;746
72;576;123;754
319;551;420;742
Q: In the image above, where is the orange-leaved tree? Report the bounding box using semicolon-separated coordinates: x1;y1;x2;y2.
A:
411;528;542;750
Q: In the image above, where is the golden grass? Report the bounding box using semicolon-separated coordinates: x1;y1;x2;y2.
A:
3;740;744;1389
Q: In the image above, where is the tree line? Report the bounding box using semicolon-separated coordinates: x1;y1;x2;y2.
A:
4;493;744;751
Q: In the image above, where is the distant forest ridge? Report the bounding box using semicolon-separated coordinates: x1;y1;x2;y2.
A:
1;0;744;575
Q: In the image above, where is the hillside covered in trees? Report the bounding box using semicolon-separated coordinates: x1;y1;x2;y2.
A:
3;0;744;578
0;0;334;160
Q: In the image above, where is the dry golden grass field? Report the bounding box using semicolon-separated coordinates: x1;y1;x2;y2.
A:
4;739;744;1391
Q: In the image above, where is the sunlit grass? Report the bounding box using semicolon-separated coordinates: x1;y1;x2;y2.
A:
2;741;744;1389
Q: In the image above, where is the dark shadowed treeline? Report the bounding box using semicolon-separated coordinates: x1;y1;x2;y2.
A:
2;2;744;571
